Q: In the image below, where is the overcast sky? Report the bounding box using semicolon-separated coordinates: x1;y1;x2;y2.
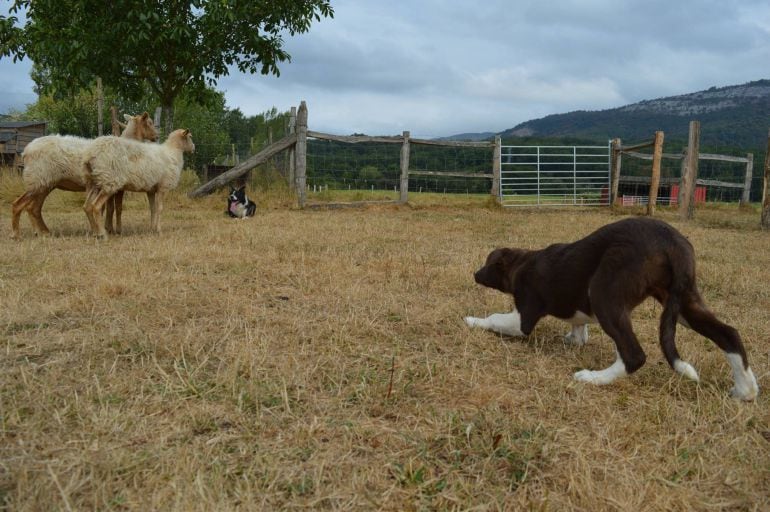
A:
2;0;770;138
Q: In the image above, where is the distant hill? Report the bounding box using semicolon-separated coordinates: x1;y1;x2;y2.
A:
436;132;496;142
499;79;770;152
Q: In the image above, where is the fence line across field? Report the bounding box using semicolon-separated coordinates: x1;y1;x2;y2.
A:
187;101;770;227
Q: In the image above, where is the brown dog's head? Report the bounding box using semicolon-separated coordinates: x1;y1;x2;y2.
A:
473;248;530;294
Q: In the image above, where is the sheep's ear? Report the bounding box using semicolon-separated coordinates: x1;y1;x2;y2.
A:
123;114;132;122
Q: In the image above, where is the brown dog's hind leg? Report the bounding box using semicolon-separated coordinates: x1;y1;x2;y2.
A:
680;291;758;400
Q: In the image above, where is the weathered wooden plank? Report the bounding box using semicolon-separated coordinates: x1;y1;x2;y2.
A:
491;135;501;199
610;138;622;205
699;153;750;163
308;131;402;144
762;129;770;228
409;170;493;179
647;131;664;216
399;131;410;203
620;139;655;152
188;132;297;197
619;175;744;189
623;150;683;161
680;121;700;220
409;137;495;148
741;153;753;205
296;102;308;208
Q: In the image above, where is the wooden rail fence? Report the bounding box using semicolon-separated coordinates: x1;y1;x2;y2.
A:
189;101;767;226
189;101;500;207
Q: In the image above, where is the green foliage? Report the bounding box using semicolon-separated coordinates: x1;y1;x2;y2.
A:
173;90;230;173
2;0;333;132
22;84;157;137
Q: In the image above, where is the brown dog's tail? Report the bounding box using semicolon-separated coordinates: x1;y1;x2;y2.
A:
658;265;691;369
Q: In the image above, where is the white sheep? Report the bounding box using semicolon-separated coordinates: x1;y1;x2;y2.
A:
11;112;158;239
83;129;195;239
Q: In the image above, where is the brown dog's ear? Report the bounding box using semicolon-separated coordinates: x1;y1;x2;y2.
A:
141;112;149;119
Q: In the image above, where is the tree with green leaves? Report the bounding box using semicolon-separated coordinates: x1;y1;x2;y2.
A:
1;0;333;135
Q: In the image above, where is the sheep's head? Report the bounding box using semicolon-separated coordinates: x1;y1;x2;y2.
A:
121;112;159;142
167;129;195;153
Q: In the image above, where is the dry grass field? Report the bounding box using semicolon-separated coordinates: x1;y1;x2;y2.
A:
1;171;769;511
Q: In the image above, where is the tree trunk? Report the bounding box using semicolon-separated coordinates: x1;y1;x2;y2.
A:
162;100;174;139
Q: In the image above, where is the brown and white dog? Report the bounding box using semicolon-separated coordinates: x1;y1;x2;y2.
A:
465;217;759;400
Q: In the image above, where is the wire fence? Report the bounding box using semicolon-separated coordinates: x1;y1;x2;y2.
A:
187;128;766;205
618;142;761;203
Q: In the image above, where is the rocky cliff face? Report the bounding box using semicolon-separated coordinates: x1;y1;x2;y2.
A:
499;80;770;149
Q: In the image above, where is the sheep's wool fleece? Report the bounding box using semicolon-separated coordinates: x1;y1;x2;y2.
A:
22;136;92;192
86;136;185;195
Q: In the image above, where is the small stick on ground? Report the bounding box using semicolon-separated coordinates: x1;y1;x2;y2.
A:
386;355;395;400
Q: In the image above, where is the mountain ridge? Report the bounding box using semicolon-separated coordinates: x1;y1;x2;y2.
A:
448;80;770;152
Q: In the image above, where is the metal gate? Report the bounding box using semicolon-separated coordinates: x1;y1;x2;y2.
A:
499;144;611;206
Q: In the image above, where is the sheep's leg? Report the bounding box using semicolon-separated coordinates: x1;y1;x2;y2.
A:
113;191;124;235
105;195;116;234
89;192;112;239
84;188;110;238
28;190;53;236
83;188;99;234
147;191;157;232
12;191;37;239
151;192;164;233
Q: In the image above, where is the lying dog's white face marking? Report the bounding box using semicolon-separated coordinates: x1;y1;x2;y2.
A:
573;351;628;385
726;353;759;401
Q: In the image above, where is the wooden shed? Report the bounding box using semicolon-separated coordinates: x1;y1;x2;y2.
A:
0;121;47;170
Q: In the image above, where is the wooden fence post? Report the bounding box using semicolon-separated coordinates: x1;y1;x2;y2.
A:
679;121;700;220
295;101;308;208
492;135;501;200
399;130;410;203
110;105;120;136
610;138;622;206
288;107;297;189
761;128;770;229
647;131;664;216
740;153;753;207
96;77;104;136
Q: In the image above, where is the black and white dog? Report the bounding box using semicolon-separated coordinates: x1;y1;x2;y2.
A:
226;185;257;219
465;217;758;400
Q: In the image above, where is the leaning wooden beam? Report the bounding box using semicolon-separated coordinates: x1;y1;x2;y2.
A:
188;133;297;197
